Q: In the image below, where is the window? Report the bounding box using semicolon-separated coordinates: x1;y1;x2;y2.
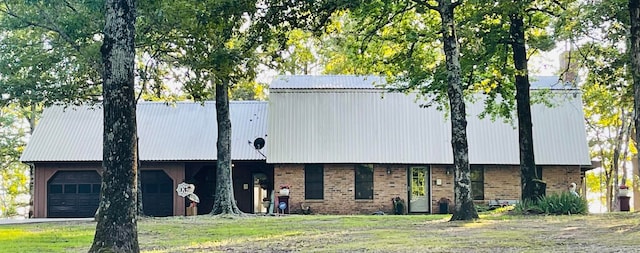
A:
355;164;374;200
78;184;92;194
305;164;324;199
64;184;77;194
470;165;484;200
49;184;63;194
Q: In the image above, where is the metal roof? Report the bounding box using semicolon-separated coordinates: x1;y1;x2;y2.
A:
271;75;575;90
270;75;387;89
267;76;591;165
20;101;268;162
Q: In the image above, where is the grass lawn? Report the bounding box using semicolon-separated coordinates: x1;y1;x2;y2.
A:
1;211;639;252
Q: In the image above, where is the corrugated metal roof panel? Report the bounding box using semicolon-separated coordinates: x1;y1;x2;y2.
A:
20;105;104;162
272;75;572;90
270;75;385;89
267;78;590;165
20;101;268;162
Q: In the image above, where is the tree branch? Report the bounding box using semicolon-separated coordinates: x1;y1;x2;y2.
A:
524;7;558;17
63;0;77;13
0;1;81;51
359;2;417;53
414;0;438;10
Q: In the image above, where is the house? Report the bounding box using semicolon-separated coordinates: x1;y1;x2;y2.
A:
20;101;271;218
268;75;591;214
21;75;592;217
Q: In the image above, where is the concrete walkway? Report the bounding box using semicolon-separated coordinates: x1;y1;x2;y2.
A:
0;218;93;225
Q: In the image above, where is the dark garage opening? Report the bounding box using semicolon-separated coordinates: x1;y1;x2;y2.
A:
47;171;101;218
141;170;173;217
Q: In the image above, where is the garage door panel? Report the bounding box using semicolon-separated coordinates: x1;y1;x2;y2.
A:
47;171;101;218
77;198;97;206
142;170;173;217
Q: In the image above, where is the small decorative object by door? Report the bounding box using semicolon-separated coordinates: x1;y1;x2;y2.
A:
619;185;629;196
279;184;290;196
176;182;200;216
618;185;631;212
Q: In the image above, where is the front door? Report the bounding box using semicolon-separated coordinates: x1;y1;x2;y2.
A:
253;173;268;214
409;167;430;213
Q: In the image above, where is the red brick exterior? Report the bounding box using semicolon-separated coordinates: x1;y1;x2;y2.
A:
274;164;582;214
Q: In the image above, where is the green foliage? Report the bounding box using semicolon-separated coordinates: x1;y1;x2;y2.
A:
513;198;544;214
310;0;566;119
514;192;588;215
537;192;588;215
0;106;30;217
230;81;268;101
0;1;104;108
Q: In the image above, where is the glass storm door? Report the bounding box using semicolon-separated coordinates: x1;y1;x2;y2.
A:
409;167;430;213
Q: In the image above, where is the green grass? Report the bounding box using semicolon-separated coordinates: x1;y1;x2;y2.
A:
1;213;639;252
0;223;94;252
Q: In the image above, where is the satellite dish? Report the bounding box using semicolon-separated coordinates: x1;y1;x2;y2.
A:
253;137;265;150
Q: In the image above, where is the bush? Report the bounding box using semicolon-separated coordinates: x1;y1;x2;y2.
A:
513;198;544;214
537;192;588;215
513;192;588;215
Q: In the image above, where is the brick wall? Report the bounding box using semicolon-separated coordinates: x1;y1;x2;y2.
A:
273;164;582;214
274;164;407;214
543;166;583;195
484;165;521;200
430;165;454;213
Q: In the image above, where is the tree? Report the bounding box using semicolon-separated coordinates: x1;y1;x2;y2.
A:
313;0;478;220
432;0;479;221
463;0;567;202
143;0;258;215
508;3;543;203
582;68;633;210
0;2;104;215
89;0;139;251
0;106;29;217
137;0;347;215
630;0;640;207
557;0;636;210
0;0;189;218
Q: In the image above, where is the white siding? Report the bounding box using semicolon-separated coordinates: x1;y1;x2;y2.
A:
267;89;591;166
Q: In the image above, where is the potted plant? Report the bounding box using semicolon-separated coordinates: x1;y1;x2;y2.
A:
279;184;290;196
619;185;629;196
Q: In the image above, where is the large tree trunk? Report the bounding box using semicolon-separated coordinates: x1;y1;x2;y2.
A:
211;78;243;215
89;0;139;252
437;0;478;221
509;12;544;202
629;0;640;211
